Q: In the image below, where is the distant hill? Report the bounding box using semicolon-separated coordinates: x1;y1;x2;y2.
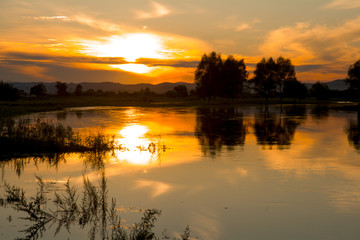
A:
10;79;349;94
305;79;347;91
10;81;196;94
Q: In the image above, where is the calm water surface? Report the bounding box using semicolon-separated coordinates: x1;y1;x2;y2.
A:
1;105;360;239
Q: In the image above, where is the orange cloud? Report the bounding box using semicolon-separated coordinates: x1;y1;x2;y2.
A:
260;17;360;66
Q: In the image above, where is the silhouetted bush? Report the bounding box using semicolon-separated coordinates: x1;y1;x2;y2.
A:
55;81;69;96
0;81;21;101
30;83;47;97
310;82;330;100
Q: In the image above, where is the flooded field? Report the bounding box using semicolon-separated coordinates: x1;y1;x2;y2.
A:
1;105;360;240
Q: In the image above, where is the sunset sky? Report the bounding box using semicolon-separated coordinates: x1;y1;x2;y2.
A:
1;0;360;84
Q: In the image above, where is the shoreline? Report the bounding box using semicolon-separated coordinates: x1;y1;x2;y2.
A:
1;95;359;117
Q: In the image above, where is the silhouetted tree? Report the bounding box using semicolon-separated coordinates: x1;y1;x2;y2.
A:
346;59;360;96
84;89;95;96
283;79;308;101
195;52;222;99
55;81;68;96
310;82;330;100
195;52;248;99
276;56;296;101
0;81;20;101
252;57;278;102
74;84;83;96
221;56;248;99
173;85;188;97
30;83;47;97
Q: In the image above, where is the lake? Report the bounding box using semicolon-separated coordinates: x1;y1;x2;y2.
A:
1;104;360;240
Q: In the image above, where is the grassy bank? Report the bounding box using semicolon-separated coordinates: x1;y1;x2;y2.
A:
1;95;359;118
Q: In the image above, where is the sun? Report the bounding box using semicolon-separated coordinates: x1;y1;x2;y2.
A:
110;63;154;74
82;33;166;62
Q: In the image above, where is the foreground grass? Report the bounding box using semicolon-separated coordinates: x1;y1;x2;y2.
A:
0;174;191;240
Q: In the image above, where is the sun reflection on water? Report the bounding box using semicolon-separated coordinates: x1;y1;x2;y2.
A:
113;124;161;165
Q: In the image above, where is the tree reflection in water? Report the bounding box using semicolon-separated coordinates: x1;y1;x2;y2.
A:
195;107;247;156
310;105;329;120
347;110;360;151
254;105;306;149
195;105;307;154
0;173;190;240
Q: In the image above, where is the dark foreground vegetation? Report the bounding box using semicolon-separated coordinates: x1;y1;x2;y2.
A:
0;174;191;240
0;118;114;159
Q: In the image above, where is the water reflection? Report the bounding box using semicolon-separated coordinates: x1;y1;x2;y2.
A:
195;107;247;156
76;110;83;119
254;106;304;149
2;106;360;239
347;111;360;151
56;111;67;120
0;173;174;240
0;154;66;177
114;124;165;165
310;105;329;120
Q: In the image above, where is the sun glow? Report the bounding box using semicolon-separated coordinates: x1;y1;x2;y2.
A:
111;63;153;74
82;33;166;62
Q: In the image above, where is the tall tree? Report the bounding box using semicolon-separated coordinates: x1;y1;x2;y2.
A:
30;83;47;96
173;85;188;97
221;56;248;99
252;57;277;102
276;56;296;101
346;59;360;94
195;52;222;99
55;81;68;96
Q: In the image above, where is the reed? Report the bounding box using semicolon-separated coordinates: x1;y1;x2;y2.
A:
0;118;116;159
1;175;191;240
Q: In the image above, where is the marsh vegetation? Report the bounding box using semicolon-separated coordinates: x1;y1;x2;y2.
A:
0;174;191;240
0;118;115;160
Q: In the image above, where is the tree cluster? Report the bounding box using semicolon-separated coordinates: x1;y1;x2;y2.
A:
195;52;248;99
195;53;309;101
252;57;306;101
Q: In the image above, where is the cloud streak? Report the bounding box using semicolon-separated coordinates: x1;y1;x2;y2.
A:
134;1;171;19
29;16;71;21
325;0;360;9
217;16;260;32
1;52;127;65
136;58;199;68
